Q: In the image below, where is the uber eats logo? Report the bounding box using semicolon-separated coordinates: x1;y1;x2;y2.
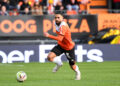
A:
39;45;104;63
75;45;103;62
0;45;103;63
0;50;34;63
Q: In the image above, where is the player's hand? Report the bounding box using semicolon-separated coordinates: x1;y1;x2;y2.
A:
44;32;50;37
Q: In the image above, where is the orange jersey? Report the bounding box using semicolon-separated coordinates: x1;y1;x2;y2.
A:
48;21;75;50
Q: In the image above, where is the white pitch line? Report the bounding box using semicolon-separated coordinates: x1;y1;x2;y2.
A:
0;64;24;67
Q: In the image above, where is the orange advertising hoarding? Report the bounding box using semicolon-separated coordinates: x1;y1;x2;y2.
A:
0;15;98;37
98;14;120;31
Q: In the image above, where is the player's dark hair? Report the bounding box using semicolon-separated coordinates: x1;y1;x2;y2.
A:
55;11;64;16
55;13;64;18
55;13;63;16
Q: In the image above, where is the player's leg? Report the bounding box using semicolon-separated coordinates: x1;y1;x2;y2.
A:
65;48;81;80
47;52;63;72
70;62;81;80
47;45;63;72
47;52;56;62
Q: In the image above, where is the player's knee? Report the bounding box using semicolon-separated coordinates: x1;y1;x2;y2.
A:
47;56;52;62
47;52;56;62
47;54;54;62
69;59;75;66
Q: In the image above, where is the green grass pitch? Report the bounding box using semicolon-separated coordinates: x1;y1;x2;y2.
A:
0;61;120;86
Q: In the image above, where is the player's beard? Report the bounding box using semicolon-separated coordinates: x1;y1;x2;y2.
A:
55;21;61;26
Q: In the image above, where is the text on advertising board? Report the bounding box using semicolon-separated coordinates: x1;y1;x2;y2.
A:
0;45;103;63
0;19;37;33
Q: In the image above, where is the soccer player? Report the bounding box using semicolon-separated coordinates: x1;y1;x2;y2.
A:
44;13;81;80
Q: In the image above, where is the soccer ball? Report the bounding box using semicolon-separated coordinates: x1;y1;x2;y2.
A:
16;71;27;82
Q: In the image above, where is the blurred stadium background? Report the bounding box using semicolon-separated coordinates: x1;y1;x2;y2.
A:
0;0;120;86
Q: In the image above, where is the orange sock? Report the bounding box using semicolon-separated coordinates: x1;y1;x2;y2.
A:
72;65;77;70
